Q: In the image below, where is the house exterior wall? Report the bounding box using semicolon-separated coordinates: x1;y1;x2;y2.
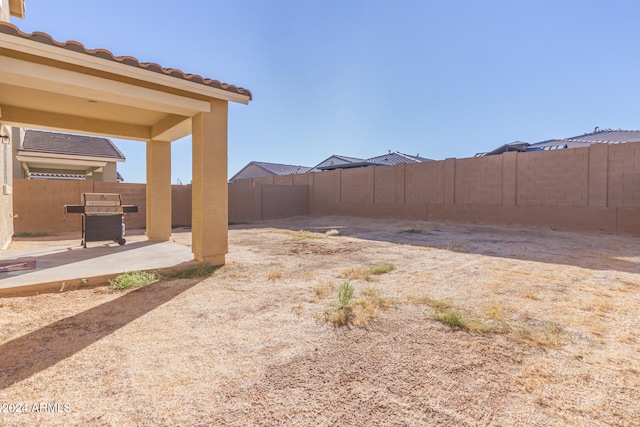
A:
0;124;14;248
91;162;118;182
0;0;9;22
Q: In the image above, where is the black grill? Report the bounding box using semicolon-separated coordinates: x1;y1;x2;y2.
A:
64;193;138;248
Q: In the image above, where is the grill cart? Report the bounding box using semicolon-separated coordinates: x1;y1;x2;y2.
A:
64;193;138;248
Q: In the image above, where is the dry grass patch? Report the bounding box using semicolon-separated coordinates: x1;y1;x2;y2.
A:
617;330;636;343
522;289;539;300
352;288;396;326
311;283;335;301
267;269;283;280
279;229;323;240
522;321;565;348
325;283;395;327
339;263;394;281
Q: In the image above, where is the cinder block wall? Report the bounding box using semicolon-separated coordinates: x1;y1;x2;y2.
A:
230;142;640;236
228;181;309;222
11;142;640;236
12;180;192;235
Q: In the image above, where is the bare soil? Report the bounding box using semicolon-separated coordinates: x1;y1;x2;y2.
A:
1;215;639;426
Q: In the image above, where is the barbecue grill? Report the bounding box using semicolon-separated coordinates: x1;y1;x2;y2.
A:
64;193;138;248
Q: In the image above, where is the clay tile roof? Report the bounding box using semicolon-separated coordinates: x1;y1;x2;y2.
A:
20;130;126;160
0;22;252;100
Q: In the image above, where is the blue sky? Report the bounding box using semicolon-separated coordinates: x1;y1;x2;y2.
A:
11;0;640;183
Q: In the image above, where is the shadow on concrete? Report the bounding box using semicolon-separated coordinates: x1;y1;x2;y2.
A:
0;239;195;295
0;279;199;390
2;240;164;271
231;215;640;275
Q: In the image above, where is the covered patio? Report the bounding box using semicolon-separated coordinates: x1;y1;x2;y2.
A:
0;20;252;265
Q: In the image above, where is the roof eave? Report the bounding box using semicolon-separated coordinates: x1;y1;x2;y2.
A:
17;149;125;162
0;25;251;105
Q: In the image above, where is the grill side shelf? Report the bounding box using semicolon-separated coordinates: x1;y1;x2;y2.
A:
64;205;85;214
123;205;138;214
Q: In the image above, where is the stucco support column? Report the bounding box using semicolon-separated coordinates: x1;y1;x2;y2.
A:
146;140;172;241
191;99;228;265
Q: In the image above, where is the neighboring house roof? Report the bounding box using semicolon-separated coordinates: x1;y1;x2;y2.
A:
0;22;252;100
476;129;640;157
252;161;311;175
318;161;386;171
319;151;433;170
563;129;640;144
366;151;433;165
19;130;125;160
27;172;86;180
230;161;311;181
309;155;365;172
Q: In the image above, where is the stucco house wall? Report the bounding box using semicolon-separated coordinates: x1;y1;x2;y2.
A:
0;124;14;248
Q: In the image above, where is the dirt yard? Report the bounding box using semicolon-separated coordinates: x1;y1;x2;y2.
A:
1;215;639;426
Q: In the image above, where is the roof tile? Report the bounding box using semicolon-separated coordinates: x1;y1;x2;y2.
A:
19;130;125;160
0;22;252;100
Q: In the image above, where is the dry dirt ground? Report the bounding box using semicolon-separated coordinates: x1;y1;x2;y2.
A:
1;215;639;426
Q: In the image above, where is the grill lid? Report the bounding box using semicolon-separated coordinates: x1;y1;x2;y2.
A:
82;193;123;207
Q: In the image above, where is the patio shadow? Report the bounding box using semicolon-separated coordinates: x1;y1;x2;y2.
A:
0;279;199;390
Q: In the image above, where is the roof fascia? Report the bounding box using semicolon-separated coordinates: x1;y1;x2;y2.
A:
17;150;124;163
0;54;212;116
0;31;250;105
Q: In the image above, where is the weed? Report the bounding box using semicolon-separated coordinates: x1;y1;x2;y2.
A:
339;263;394;281
369;263;394;275
13;231;50;238
533;322;564;347
325;229;340;236
268;269;283;280
171;224;191;229
281;229;323;240
432;305;467;329
426;298;489;332
165;264;219;279
338;281;355;308
327;281;355;326
483;302;511;332
522;289;539;300
110;271;158;291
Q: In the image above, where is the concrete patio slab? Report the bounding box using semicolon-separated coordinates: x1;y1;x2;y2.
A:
0;238;197;297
